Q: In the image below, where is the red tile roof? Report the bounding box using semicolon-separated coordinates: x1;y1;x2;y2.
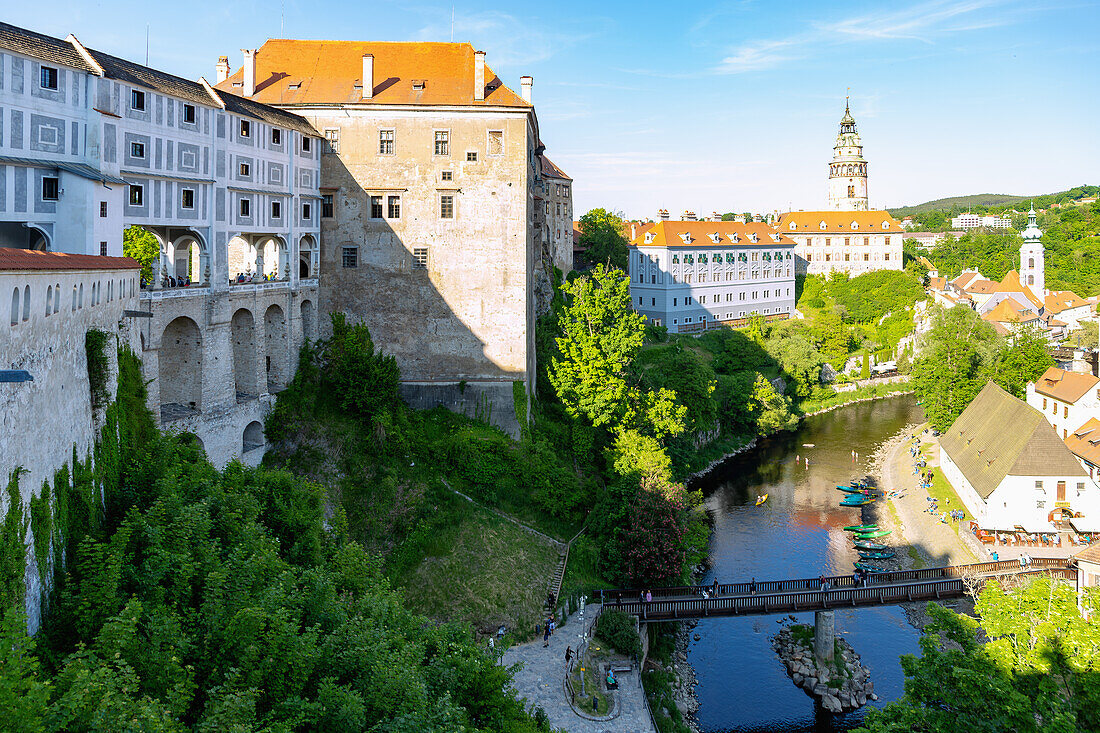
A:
215;40;529;108
777;210;904;233
0;249;139;271
1033;367;1099;403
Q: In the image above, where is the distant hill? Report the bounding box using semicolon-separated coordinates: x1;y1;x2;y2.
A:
889;186;1098;218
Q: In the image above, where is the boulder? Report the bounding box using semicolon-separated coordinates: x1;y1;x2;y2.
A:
822;694;842;713
792;673;804;686
812;683;829;697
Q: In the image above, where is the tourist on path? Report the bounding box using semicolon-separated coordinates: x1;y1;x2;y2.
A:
750;578;757;596
543;624;550;648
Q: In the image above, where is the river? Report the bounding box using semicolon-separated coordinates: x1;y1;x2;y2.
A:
687;396;926;732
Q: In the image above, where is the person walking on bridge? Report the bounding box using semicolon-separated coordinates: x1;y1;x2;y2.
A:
750;578;757;596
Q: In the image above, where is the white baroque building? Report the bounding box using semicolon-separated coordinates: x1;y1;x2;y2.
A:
777;211;904;276
628;221;796;334
828;100;868;211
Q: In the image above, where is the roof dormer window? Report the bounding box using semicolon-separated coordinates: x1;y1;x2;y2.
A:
709;233;721;244
412;80;426;90
679;233;692;244
644;232;655;243
771;234;781;242
789;222;797;231
882;221;890;230
851;221;859;230
749;233;759;243
819;221;827;230
728;233;739;244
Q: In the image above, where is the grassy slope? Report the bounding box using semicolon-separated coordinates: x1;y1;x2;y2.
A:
889;193;1031;217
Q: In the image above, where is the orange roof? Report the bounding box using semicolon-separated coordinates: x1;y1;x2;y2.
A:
1045;291;1090;314
0;249;139;271
1033;367;1099;403
214;40;529;108
777;210;904;234
1066;418;1100;471
966;279;996;294
953;271;984;290
629;221;795;248
928;276;946;291
982;298;1038;324
992;270;1044;309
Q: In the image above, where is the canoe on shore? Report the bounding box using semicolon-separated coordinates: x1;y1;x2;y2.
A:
854;541;888;551
840;498;873;506
856;530;892;539
855;562;891;573
844;524;878;532
858;550;896;560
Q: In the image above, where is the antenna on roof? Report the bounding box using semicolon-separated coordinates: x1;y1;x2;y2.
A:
145;24;149;66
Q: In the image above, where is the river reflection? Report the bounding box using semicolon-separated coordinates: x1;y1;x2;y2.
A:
688;396;926;732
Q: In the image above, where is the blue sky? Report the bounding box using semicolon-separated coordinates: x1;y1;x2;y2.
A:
12;0;1099;218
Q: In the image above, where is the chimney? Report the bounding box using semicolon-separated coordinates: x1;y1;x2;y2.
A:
631;223;637;239
216;56;230;84
520;75;533;103
362;54;374;100
474;51;485;101
241;49;256;97
658;209;670;221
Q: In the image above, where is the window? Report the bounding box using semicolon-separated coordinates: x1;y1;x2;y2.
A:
321;193;334;218
271;129;281;145
239;198;251;217
1043;398;1048;409
864;253;870;261
441;171;453;182
100;241;108;256
40;66;58;90
271;201;281;219
183;104;196;124
130;141;145;159
1037;501;1045;509
387;195;401;219
370;196;383;219
240;120;251;138
129;184;143;206
99;201;108;218
1035;481;1044;489
885;253;890;261
42;177;59;201
440;194;454;219
379;129;395;155
638;297;643;305
239;162;250;177
466;151;478;162
413;247;429;269
302;137;312;152
434;130;450;156
488;130;504;156
1064;406;1069;419
1078;482;1086;493
324;128;340;153
342;247;358;268
131;89;146;111
181;189;195;209
302;203;311;220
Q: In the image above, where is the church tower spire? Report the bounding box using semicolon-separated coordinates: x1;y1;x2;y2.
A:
1020;206;1045;299
828;97;869;211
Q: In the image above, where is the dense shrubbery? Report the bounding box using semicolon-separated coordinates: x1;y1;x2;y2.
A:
596;609;642;659
2;346;544;732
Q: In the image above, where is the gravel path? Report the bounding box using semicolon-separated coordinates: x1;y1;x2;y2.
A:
502;604;657;733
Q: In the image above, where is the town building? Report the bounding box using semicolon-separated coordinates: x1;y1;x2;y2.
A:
216;41;550;436
902;231;965;250
981;297;1040;335
539;155;573;275
827;100;868;211
939;381;1100;534
951;212;1012;230
777;211;904;276
1027;367;1100;442
627;220;796;334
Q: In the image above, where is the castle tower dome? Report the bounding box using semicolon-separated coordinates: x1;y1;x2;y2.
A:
827;97;869;211
1020;206;1045;298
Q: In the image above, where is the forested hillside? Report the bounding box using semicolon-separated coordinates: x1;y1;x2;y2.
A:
890;184;1097;222
925;200;1100;295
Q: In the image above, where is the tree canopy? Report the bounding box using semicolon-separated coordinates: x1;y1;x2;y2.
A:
122;226;160;281
577;209;630;271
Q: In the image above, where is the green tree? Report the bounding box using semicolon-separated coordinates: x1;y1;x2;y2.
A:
860;350;870;379
1067;321;1099;349
911;307;1000;431
751;375;797;435
318;313;401;421
577;209;630;271
990;327;1054;398
122;226;160;281
858;578;1100;733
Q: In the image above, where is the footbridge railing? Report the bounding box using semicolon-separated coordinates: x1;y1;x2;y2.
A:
598;559;1073;621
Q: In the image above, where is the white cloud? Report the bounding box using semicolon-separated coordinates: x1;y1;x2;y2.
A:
412;10;599;68
715;39;801;74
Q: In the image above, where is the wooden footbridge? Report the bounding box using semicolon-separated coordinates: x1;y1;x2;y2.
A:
598;558;1074;621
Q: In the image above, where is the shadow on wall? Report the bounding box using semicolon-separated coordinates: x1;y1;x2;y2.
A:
316;154;529;436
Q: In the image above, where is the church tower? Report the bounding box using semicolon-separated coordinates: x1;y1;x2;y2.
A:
1020;207;1045;299
828;99;869;211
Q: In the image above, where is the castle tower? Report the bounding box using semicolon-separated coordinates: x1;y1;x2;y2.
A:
1020;207;1045;298
827;98;869;211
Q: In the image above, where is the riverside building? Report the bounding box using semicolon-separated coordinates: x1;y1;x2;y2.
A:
627;220;796;334
777;211;905;276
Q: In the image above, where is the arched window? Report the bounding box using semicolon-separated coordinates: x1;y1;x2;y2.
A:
1029;258;1035;269
72;285;77;311
22;285;30;321
9;288;18;326
54;283;60;313
45;286;53;316
78;283;84;308
847;185;855;198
